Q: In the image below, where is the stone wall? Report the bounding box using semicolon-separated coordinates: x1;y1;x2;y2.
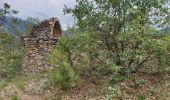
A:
21;17;62;74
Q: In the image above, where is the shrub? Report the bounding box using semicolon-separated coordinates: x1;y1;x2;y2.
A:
106;85;121;100
133;79;148;88
64;0;169;74
109;75;128;85
48;62;79;90
48;37;79;90
136;93;146;100
11;94;18;100
0;33;22;78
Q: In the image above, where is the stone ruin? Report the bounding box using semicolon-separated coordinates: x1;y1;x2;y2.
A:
21;17;62;74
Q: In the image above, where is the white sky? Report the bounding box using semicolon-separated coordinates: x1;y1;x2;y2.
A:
1;0;76;29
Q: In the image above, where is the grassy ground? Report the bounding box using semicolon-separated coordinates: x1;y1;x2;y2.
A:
0;72;170;100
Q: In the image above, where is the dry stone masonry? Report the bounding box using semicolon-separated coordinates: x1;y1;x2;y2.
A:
21;17;62;74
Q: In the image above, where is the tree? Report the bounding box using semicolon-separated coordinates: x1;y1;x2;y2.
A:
0;2;20;78
64;0;169;74
0;2;18;27
48;35;80;90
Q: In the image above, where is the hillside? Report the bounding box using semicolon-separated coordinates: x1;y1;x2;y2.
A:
0;17;35;38
0;0;170;100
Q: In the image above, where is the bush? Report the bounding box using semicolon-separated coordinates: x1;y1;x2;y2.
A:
64;0;169;74
136;93;146;100
0;33;22;78
11;94;18;100
48;62;79;90
48;37;79;90
106;85;121;100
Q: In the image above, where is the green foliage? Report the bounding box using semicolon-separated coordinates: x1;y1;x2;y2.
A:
12;73;45;91
0;79;7;90
136;93;146;100
106;85;121;100
14;79;25;91
10;94;18;100
133;79;148;88
0;33;22;78
64;0;169;74
0;2;18;26
167;81;170;91
48;37;79;90
0;3;21;78
49;1;169;98
109;75;128;85
149;85;157;96
48;62;79;90
23;17;40;35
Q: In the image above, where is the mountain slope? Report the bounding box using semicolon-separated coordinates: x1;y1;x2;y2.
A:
0;17;34;38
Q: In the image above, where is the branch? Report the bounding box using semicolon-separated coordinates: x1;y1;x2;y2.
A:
137;52;153;69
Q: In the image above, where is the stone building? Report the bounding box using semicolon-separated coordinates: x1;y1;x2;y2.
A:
21;17;62;74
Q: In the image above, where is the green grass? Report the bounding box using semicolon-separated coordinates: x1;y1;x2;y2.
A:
14;78;25;91
13;73;46;90
0;79;8;90
0;73;46;91
136;93;146;100
11;94;18;100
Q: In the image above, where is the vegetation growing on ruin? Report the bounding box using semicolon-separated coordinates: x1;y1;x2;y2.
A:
0;0;170;99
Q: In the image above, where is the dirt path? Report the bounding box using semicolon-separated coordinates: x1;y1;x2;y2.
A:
0;84;43;100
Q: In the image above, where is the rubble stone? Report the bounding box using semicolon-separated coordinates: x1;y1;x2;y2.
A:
21;17;62;74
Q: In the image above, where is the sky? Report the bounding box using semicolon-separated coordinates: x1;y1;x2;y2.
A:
1;0;76;29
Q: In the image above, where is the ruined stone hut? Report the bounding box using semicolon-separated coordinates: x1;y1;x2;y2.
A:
21;17;62;74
